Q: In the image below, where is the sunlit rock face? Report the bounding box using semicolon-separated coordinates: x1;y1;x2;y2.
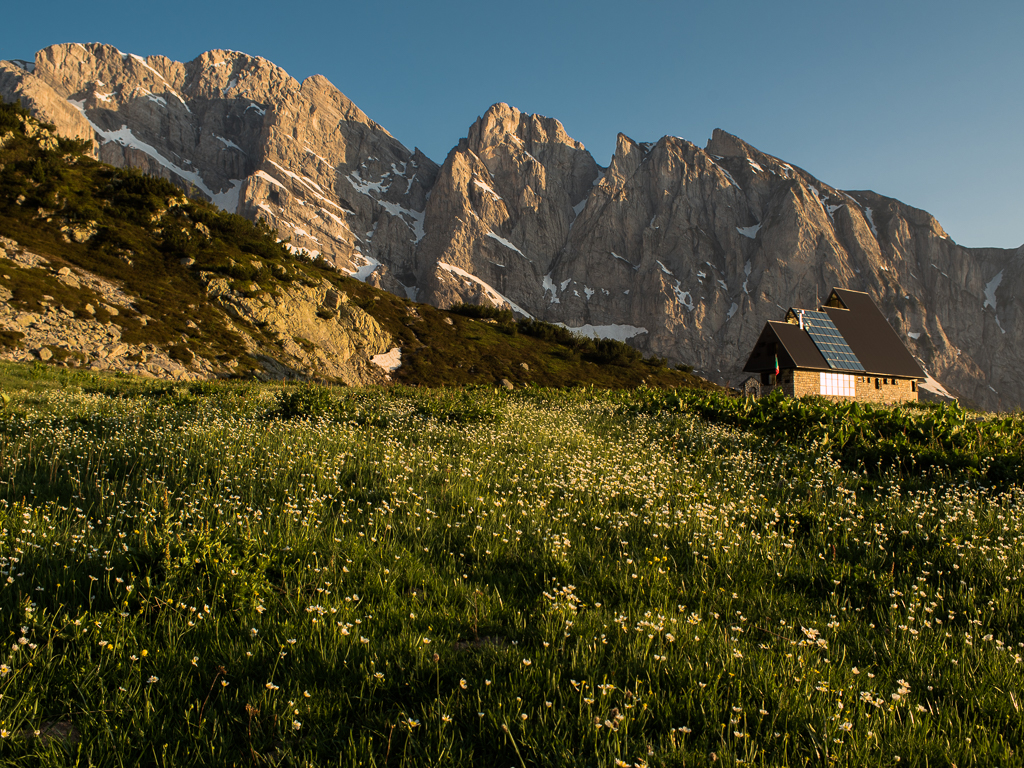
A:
0;43;438;299
414;108;1023;411
4;45;1022;409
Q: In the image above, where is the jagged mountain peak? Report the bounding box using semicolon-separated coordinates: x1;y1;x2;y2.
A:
613;132;639;152
706;128;828;186
469;102;587;154
705;128;754;158
2;42;1022;410
186;48;295;92
604;133;644;183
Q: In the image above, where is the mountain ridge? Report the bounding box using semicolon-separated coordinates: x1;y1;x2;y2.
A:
2;42;1021;409
0;99;703;390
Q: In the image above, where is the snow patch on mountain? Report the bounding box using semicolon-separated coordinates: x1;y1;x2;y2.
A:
486;232;525;257
370;347;402;372
210;179;243;213
611;252;636;270
863;207;879;237
215;135;244;153
542;274;560;304
557;324;648;342
70;102;218;199
348;251;381;281
984;270;1004;311
473;180;501;199
672;282;694;311
438;262;532;318
920;375;955;401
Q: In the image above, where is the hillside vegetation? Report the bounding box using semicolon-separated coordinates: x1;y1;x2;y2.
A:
0;363;1021;766
0;101;707;390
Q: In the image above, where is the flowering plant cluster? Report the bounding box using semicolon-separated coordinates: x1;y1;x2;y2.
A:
0;365;1020;765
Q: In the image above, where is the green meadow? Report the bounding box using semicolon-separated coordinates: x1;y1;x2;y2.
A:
0;362;1021;766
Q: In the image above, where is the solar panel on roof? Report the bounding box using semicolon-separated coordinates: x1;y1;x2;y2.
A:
800;310;865;371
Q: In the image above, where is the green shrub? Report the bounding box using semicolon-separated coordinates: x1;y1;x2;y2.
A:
517;319;580;346
271;383;337;419
629;388;1024;490
586;337;642;367
448;303;514;324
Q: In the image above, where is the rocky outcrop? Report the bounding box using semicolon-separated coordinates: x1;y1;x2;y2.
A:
0;236;210;380
198;272;393;384
414;103;600;310
0;60;94;145
4;44;1023;409
0;236;394;385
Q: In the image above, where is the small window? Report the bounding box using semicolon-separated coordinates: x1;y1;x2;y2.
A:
875;378;880;389
911;381;917;392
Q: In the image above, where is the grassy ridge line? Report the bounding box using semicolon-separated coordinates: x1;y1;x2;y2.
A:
0;365;1021;765
324;287;710;390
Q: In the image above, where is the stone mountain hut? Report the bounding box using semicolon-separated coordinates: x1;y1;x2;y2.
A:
742;288;925;403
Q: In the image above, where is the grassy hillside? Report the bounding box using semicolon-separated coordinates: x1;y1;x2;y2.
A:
0;364;1021;766
0;101;711;391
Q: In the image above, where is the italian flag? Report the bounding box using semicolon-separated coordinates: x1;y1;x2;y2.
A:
773;354;780;376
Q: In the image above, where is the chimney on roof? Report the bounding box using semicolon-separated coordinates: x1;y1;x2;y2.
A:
798;310;804;330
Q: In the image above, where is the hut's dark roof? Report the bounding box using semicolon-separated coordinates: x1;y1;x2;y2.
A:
743;288;925;378
743;321;829;373
823;289;925;378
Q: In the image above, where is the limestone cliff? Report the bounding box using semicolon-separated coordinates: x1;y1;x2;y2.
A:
414;103;601;313
0;43;438;295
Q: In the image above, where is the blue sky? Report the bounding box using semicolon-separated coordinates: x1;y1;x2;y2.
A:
3;0;1022;248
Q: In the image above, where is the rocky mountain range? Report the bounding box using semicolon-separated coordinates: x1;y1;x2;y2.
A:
0;100;703;391
2;43;1021;409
